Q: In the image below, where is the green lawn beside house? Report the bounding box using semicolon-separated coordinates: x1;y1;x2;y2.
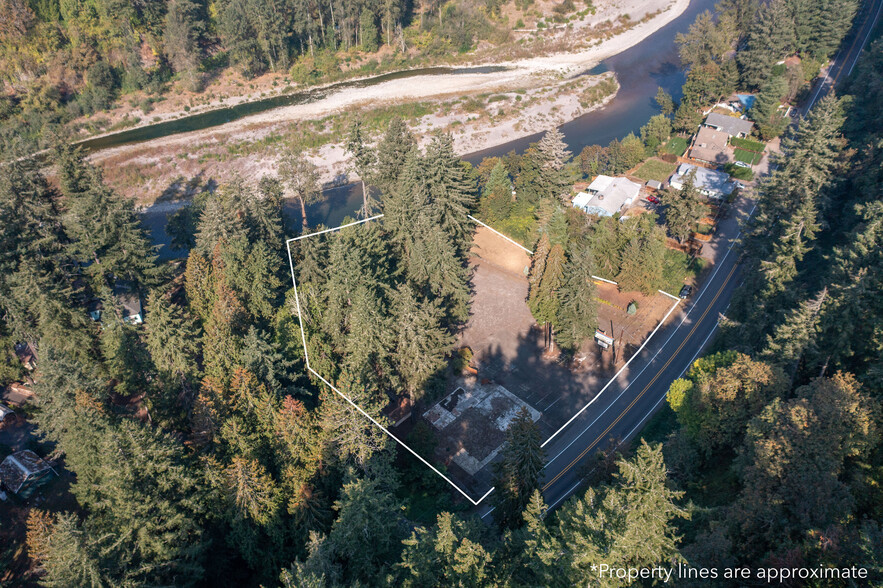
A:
664;136;688;156
733;148;763;165
634;158;678;183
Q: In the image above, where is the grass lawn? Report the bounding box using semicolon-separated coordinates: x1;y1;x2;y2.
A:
634;158;677;183
664;136;688;156
729;136;766;152
661;249;708;296
733;148;763;165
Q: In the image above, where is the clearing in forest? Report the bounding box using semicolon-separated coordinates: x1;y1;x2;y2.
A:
286;216;680;504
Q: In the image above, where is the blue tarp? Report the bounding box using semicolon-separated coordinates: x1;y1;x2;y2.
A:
736;94;756;110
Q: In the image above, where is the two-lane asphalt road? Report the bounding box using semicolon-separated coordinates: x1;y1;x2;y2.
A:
802;0;883;113
477;0;882;519
538;213;749;511
477;195;755;520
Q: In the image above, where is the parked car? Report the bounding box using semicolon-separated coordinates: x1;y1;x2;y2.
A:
733;161;751;169
646;195;660;204
678;284;693;299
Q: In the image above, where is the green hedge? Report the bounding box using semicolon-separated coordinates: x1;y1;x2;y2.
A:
729;137;765;152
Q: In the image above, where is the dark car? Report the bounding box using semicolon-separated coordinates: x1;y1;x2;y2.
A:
678;284;693;299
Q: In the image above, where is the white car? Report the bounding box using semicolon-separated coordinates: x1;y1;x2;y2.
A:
733;161;751;169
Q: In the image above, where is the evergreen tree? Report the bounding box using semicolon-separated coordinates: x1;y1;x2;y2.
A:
163;0;205;91
424;132;477;249
375;116;417;194
240;325;295;394
615;224;666;295
529;242;565;348
397;512;493;587
738;0;795;89
732;93;845;345
640;114;672;153
655;87;675;116
535;127;572;199
492;407;545;530
87;420;208;585
390;284;453;400
324;475;404;584
250;176;287;251
515;490;561;586
345;119;379;217
317;376;390;470
556;242;599;352
192;185;248;256
817;201;883;377
761;287;827;380
662;168;704;243
750;74;789;140
676;10;738;69
479;159;513;223
731;373;879;557
145;288;201;386
39;513;107;588
789;0;857;59
56;146;160;288
98;294;152;397
554;442;687;585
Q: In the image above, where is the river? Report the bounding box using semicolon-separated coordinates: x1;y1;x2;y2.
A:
138;0;715;259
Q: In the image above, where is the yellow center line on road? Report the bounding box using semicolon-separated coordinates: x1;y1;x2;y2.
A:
542;261;740;492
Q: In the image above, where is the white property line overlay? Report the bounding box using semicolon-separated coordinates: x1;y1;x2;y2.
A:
285;213;686;505
468;215;534;254
286;213;500;505
540;295;681;448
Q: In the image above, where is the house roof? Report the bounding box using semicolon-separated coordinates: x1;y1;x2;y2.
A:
671;164;735;197
704;112;754;137
117;292;142;319
14;343;37;367
0;404;13;420
587;175;615;193
690;126;730;164
574;176;642;216
0;450;52;494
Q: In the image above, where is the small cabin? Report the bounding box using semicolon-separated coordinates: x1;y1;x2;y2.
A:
0;450;55;498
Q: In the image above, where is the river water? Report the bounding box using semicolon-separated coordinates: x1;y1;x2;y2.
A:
138;0;715;258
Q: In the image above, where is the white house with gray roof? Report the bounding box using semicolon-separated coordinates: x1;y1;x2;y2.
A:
572;175;641;217
669;164;736;200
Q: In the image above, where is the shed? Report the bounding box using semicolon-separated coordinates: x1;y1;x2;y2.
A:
0;450;54;498
645;180;663;191
704;112;754;138
14;343;37;371
0;404;14;424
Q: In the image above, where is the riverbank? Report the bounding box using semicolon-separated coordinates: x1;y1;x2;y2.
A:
84;0;688;204
77;0;686;147
95;71;619;204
